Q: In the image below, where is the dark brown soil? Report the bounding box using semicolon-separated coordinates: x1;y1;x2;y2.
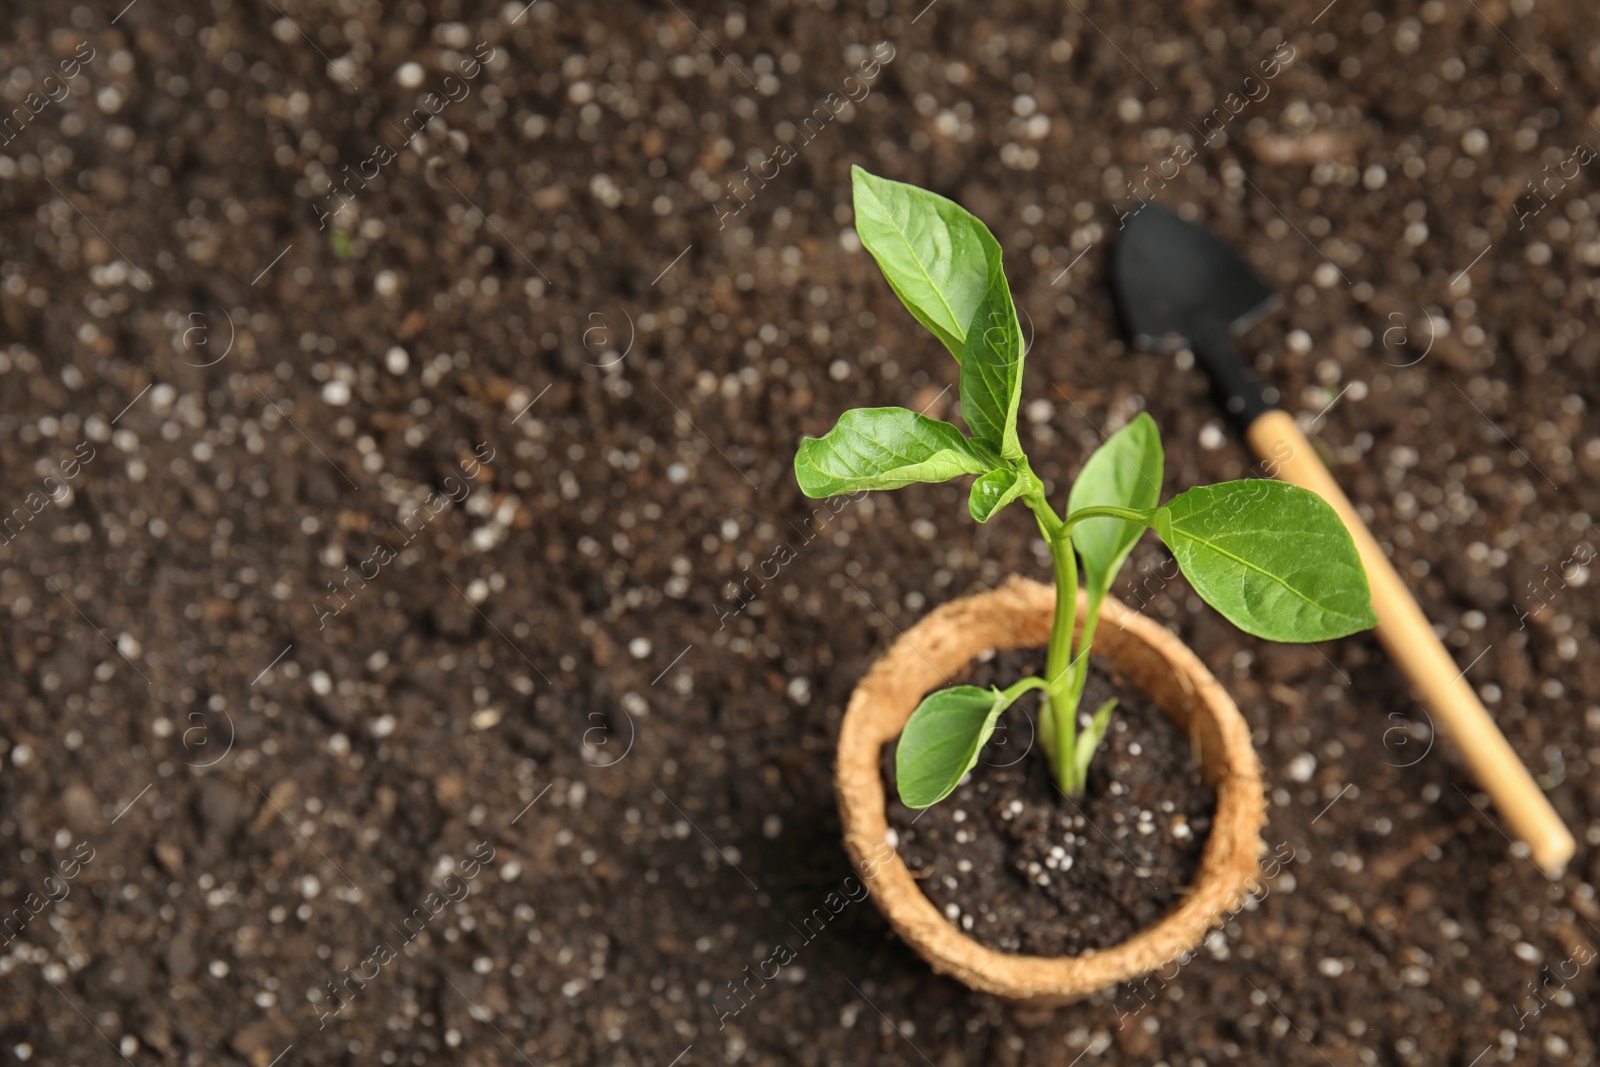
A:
884;648;1216;956
3;1;1600;1065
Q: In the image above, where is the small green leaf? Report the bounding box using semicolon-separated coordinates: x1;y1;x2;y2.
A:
896;686;1013;808
968;466;1024;522
851;165;1002;363
1068;413;1165;602
1072;697;1118;789
1154;480;1377;642
794;407;987;498
958;272;1025;460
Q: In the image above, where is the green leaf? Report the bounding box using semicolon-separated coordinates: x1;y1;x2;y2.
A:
896;686;1011;808
1068;413;1165;602
794;407;987;498
1154;480;1377;642
958;272;1025;460
1072;697;1118;789
968;466;1024;522
851;165;1002;363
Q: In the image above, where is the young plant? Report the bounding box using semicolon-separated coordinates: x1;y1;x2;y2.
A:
795;166;1377;808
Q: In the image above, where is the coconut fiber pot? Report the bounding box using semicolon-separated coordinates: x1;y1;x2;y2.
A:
835;576;1267;1005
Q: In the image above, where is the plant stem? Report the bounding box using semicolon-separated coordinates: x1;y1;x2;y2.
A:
1000;675;1051;700
1020;473;1111;794
1044;535;1081;791
1052;504;1158;541
1022;482;1155;793
1017;477;1067;780
1068;593;1103;715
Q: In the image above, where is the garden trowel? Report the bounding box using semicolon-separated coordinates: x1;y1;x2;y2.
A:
1109;204;1574;877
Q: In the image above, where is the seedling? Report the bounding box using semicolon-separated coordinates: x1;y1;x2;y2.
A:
795;167;1377;808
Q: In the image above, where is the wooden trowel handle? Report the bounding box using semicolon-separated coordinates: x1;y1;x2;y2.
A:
1245;409;1574;877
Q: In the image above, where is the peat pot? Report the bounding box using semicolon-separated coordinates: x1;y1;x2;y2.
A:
835;576;1267;1005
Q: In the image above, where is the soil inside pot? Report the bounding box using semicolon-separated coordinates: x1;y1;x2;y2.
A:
882;647;1216;957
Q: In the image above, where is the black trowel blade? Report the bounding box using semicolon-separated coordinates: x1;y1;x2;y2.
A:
1109;205;1279;351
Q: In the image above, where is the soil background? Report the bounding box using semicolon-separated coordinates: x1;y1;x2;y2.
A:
2;1;1600;1065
